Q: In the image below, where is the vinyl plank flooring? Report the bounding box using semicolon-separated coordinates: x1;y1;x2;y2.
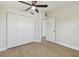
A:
0;40;79;57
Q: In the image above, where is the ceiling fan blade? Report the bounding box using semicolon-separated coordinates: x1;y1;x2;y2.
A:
36;5;48;7
25;7;31;11
19;1;31;6
35;8;39;13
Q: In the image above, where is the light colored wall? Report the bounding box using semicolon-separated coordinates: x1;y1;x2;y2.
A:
0;7;6;51
34;16;42;42
0;5;44;51
48;2;79;50
0;6;32;51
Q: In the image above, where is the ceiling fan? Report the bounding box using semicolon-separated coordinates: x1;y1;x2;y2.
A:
19;1;48;13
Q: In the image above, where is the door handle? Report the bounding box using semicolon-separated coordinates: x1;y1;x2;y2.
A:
53;30;55;32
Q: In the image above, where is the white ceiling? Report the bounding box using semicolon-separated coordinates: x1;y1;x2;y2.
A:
0;1;71;13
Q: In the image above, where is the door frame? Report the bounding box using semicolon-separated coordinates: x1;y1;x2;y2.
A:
6;12;35;48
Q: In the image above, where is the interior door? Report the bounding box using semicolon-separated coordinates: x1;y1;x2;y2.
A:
7;13;34;48
46;18;56;42
42;20;46;37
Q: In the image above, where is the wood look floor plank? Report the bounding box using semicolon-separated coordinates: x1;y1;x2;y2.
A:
0;40;79;57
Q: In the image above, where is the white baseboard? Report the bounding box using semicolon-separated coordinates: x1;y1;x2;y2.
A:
46;38;79;51
34;40;41;43
0;48;7;52
56;42;79;51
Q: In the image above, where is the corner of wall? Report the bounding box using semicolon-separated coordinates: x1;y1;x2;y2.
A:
56;41;79;51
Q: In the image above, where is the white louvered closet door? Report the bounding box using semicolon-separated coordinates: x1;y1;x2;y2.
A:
7;13;34;48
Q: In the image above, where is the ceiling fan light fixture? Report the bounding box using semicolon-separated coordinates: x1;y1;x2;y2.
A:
31;6;36;10
19;1;48;13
